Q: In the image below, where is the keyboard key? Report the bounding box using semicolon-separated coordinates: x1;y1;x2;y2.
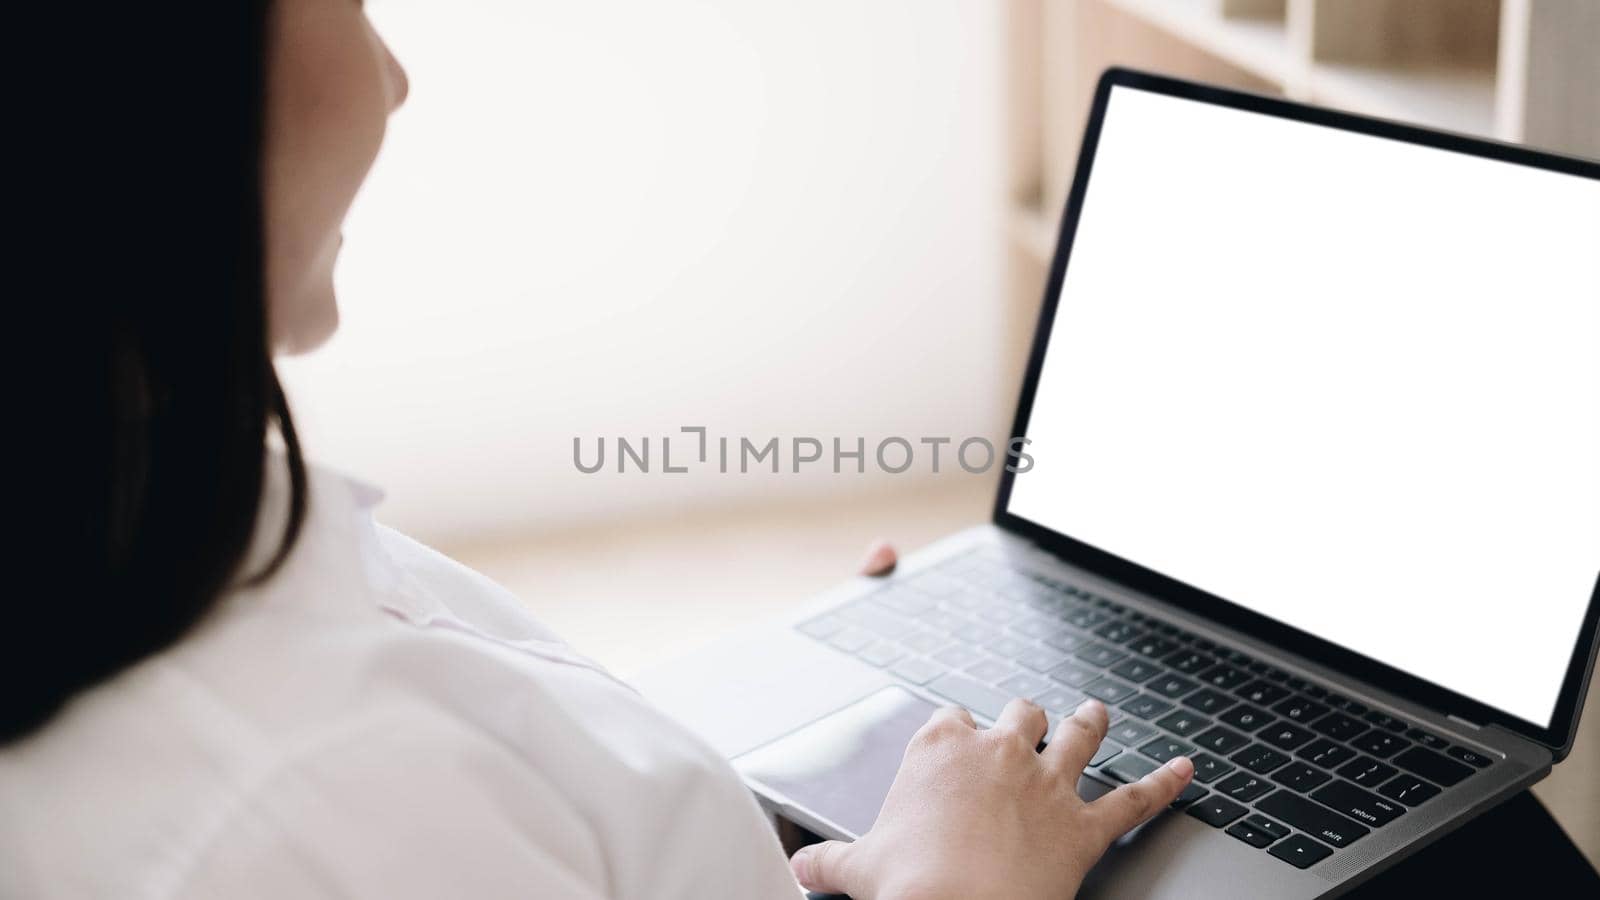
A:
1265;668;1290;682
1155;710;1211;737
1164;650;1216;674
1065;608;1109;629
1047;660;1101;688
1200;664;1252;691
1014;645;1070;673
1148;674;1201;699
1084;677;1139;704
1350;728;1410;759
1405;727;1448;750
998;672;1052;698
1140;737;1195;763
928;673;1011;720
1261;723;1315;751
1269;834;1333;869
857;641;905;667
1182;688;1238;715
1186;795;1248;828
952;621;1003;646
1121;695;1175;720
1231;744;1291;774
1303;684;1328;700
1043;628;1092;652
978;606;1024;628
1272;696;1330;724
1216;772;1274;802
1006;615;1060;642
1236;680;1291;706
1103;753;1159;783
1076;643;1127;668
889;656;947;685
1194;725;1251;755
1088;741;1122;767
1095;620;1142;644
1108;720;1159;746
1298;739;1356;770
1244;814;1290;840
1190;753;1235;784
986;635;1030;659
1226;820;1280;848
1274;763;1331;792
1172;783;1208;808
798;616;846;639
1110;657;1164;683
1311;712;1367;741
1219;704;1276;733
897;629;949;655
1129;636;1182;659
841;601;915;638
1363;711;1408;733
1312;780;1405;827
1446;746;1494;768
1393;747;1474;787
933;644;985;669
920;608;969;633
966;657;1019;684
1377;774;1441;806
827;627;876;652
1257;791;1370;848
1033;686;1085;713
1336;757;1398;788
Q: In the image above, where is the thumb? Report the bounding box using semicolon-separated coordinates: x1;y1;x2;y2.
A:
790;840;859;895
858;539;897;576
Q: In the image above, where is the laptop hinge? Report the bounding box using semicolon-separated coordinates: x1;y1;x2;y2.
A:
1447;713;1484;731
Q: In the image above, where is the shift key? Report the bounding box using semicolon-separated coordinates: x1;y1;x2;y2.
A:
1257;791;1371;848
928;673;1012;721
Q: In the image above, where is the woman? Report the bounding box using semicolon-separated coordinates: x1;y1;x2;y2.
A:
2;1;1193;897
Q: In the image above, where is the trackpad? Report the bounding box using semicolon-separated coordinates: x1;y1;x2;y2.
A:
735;686;1121;841
734;687;938;838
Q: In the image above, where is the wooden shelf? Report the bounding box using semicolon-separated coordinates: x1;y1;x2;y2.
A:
1002;0;1597;370
1309;60;1496;139
1103;0;1296;89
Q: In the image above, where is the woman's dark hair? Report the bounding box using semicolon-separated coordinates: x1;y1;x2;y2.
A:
6;0;306;743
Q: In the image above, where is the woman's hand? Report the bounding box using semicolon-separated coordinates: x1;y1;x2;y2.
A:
794;540;1195;900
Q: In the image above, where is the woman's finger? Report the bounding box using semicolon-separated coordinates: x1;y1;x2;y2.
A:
992;698;1049;746
926;704;976;730
1087;755;1194;840
790;839;860;895
1041;699;1109;774
857;539;897;576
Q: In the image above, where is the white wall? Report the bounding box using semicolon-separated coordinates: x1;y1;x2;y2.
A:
279;0;1007;545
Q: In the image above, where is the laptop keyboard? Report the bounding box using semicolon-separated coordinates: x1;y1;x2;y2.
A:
796;550;1496;871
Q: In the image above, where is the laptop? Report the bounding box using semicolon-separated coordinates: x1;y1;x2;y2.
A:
636;68;1600;898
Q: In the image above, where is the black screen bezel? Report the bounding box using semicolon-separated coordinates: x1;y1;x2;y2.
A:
992;67;1600;759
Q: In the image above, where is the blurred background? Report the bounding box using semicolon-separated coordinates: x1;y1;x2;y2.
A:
277;0;1597;863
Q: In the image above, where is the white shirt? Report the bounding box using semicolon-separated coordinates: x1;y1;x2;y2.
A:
0;463;801;899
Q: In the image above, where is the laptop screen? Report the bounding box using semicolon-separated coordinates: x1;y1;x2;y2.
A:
1006;85;1600;729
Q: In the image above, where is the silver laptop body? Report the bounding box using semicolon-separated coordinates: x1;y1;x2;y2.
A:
637;69;1600;899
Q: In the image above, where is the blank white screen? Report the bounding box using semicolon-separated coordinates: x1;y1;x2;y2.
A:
1008;86;1600;727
